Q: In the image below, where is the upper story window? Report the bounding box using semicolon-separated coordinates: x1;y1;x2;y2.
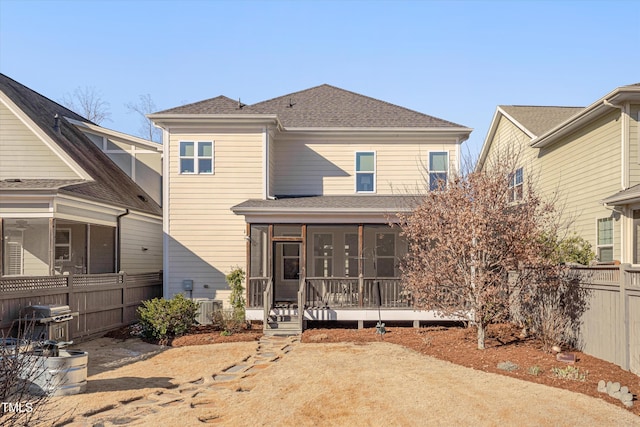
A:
355;152;376;193
180;141;214;174
429;152;448;191
509;167;524;202
597;217;613;262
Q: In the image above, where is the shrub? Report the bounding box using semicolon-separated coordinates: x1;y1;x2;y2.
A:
528;365;542;376
551;365;588;381
137;294;199;342
211;309;245;336
227;267;246;316
497;361;519;372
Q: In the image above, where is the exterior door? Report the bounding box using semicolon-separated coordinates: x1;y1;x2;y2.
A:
274;242;301;302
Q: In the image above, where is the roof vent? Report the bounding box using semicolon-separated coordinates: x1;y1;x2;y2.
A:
53;114;60;133
237;98;246;109
286;98;296;108
137;194;148;202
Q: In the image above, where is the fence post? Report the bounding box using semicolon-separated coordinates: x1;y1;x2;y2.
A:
122;272;128;325
620;264;630;371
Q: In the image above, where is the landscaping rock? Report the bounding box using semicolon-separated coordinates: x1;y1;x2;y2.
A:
623;400;634;408
597;380;606;393
612;391;622;400
620;386;629;394
621;392;634;403
606;381;613;393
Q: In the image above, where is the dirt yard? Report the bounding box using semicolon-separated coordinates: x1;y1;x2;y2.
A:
35;323;638;426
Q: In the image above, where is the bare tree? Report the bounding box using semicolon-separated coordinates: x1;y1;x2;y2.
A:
61;86;111;124
397;150;559;349
0;320;64;426
125;94;162;142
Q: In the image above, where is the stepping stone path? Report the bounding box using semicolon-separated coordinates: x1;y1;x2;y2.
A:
59;335;300;426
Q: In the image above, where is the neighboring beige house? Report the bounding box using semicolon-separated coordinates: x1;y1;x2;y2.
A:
477;83;640;264
0;73;163;276
150;84;472;333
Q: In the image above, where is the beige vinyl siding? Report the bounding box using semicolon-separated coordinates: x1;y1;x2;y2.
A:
272;138;459;195
120;215;163;274
0;103;78;179
483;115;538;176
538;110;622;261
629;105;640;186
167;132;264;305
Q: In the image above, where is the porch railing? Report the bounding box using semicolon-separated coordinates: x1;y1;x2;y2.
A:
263;278;273;326
248;277;270;308
297;276;306;330
304;277;409;309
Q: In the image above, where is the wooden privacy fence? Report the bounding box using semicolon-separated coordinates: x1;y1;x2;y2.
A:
0;271;163;341
574;264;640;375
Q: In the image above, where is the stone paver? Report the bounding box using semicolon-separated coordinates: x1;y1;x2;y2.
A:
60;335;300;426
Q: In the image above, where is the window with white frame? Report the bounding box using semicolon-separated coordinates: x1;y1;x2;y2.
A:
355;152;375;193
509;167;524;202
179;141;214;174
313;233;333;277
597;218;613;262
429;152;448;191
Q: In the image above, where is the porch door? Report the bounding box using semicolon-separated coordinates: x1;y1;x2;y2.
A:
274;242;301;302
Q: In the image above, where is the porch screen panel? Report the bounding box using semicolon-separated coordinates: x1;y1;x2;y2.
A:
89;225;115;273
375;233;396;277
250;225;268;277
344;233;358;277
313;233;333;277
2;219;48;276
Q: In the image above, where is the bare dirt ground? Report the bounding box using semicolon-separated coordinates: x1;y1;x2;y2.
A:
39;323;639;426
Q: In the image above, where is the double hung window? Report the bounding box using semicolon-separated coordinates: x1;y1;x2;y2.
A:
180;141;214;174
429;152;448;191
597;218;613;262
355;152;375;193
509;167;524;202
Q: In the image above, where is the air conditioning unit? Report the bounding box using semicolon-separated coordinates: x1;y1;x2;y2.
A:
194;298;222;325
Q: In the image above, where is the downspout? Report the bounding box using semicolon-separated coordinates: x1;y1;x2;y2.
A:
115;209;130;272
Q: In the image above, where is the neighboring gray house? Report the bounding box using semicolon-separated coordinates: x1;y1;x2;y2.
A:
0;73;162;276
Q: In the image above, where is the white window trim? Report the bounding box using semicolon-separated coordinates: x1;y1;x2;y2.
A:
428;151;449;191
509;167;524;202
596;217;614;262
355;151;376;193
179;141;214;175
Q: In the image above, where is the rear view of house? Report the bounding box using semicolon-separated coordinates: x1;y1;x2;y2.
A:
150;85;471;333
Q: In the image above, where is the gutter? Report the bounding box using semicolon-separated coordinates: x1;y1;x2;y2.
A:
115;209;130;272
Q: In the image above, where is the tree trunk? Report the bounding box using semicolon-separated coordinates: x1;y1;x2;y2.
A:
477;322;486;350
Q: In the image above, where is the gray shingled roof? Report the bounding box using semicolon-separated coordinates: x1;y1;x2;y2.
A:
232;195;420;213
0;74;162;216
156;84;467;129
0;179;86;190
602;183;640;205
500;106;584;137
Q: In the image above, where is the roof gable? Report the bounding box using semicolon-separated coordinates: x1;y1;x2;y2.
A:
0;73;161;216
499;106;584;138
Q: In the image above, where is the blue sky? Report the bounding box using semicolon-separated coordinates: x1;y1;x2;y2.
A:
1;0;638;158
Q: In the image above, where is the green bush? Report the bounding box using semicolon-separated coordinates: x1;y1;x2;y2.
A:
137;294;199;342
